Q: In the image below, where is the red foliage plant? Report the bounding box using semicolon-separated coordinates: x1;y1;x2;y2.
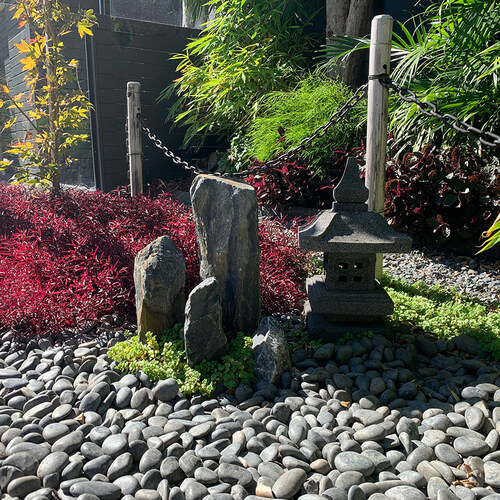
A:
0;184;310;337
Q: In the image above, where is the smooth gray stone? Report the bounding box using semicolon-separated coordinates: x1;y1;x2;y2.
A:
434;443;461;467
217;463;254;488
4;451;40;475
141;469;162;489
398;470;426;489
7;475;42;498
453;437;490;457
161;457;185;483
70;480;121;500
52;430;84;454
115;387;132;408
385;486;426;500
139;448;163;473
407;444;434;469
465;407;486;431
484;461;500;488
427;477;449;500
353;410;384;427
83;455;113;478
436;490;460;500
42;423;70;444
107;452;133;482
37;451;69;478
8;442;51;461
353;425;387;442
272;468;308;499
323;487;349;500
101;434;127;458
179;451;203;477
335;471;365;492
81;442;104;460
135;489;162;500
0;465;24;491
113;475;140;496
184;481;209;500
335;452;376;476
361;450;391;473
131;388;151;411
80;392;101;412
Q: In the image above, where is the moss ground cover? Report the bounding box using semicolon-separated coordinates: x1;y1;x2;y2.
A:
382;273;500;358
109;325;255;396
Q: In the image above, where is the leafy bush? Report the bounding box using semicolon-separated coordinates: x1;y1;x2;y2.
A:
162;0;322;149
0;184;310;336
382;274;500;359
245;147;365;209
324;0;500;151
245;76;365;173
0;1;97;192
384;146;499;248
109;325;255;396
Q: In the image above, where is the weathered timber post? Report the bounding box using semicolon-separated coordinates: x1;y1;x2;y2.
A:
127;82;143;196
365;15;393;279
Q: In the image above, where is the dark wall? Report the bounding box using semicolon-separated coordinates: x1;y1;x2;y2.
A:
90;16;201;191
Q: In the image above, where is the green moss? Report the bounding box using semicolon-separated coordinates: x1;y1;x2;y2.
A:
108;325;256;396
381;273;500;359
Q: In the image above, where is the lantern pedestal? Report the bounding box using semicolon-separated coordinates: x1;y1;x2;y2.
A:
303;300;392;341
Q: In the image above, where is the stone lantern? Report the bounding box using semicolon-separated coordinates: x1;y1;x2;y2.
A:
298;158;411;340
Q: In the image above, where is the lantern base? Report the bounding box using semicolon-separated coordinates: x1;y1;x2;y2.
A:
304;301;391;341
306;274;394;323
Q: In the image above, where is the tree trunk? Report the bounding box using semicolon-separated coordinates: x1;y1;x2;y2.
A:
326;0;373;87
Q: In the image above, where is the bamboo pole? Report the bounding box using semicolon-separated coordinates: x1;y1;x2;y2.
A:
127;82;143;196
365;15;393;279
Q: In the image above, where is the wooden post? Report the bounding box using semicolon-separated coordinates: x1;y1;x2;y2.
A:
127;82;143;196
365;15;393;279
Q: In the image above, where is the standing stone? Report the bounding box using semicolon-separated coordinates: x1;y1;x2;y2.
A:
184;277;229;366
134;236;186;340
190;174;260;335
252;317;291;385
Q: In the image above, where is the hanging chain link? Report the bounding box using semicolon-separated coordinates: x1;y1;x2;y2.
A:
135;76;499;179
371;74;500;149
138;83;368;178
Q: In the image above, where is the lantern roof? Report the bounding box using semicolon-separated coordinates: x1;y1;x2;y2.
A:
299;158;412;254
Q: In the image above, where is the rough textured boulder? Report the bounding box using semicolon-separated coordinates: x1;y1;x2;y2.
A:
252;317;291;385
183;277;228;367
190;174;260;335
134;236;185;341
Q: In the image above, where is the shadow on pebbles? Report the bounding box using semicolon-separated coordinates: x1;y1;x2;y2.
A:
0;327;500;500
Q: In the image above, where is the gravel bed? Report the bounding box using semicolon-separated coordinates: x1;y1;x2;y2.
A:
1;324;500;500
383;250;500;305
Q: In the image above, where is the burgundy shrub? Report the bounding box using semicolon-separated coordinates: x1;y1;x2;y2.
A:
0;184;310;337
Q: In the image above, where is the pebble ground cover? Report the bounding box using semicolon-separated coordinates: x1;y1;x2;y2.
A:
0;184;500;500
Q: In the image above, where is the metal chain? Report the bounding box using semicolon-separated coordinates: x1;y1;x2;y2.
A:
138;83;368;178
372;74;500;149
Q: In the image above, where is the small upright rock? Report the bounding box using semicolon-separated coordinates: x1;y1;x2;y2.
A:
190;174;260;335
252;317;291;385
183;277;229;367
134;236;186;340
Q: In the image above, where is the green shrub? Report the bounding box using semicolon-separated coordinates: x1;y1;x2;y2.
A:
245;75;365;174
382;274;500;359
162;0;322;149
108;325;256;396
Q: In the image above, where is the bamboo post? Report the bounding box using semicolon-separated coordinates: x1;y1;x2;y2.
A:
365;15;393;279
127;82;143;196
